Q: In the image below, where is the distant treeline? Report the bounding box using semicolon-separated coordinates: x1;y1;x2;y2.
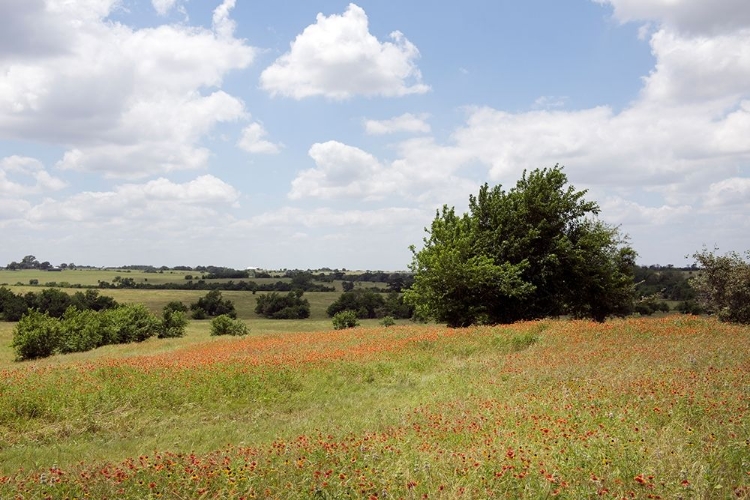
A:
0;287;118;322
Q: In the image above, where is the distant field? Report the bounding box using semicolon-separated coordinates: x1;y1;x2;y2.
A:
0;269;386;293
0;268;192;286
0;316;747;498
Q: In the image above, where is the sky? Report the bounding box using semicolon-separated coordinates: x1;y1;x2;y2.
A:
1;0;749;270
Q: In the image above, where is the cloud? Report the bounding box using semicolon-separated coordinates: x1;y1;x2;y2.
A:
212;0;238;40
289;138;477;206
600;197;693;226
532;96;569;110
237;122;282;154
364;113;431;135
152;0;178;16
244;206;426;229
594;0;750;35
0;155;66;196
0;0;256;178
25;175;240;225
290;141;388;200
259;3;429;100
704;177;750;208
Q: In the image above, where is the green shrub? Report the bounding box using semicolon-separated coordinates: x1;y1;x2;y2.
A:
190;307;208;320
210;314;248;336
190;290;237;318
59;307;103;353
332;310;359;330
380;315;395;327
108;304;161;343
327;290;385;319
160;309;188;338
11;310;61;361
690;249;750;324
255;291;311;319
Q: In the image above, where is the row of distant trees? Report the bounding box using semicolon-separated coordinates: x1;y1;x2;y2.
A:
4;255;77;271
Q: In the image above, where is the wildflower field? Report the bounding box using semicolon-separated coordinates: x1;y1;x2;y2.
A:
0;316;748;499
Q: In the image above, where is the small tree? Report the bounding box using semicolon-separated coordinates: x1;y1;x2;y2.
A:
332;310;359;330
160;303;188;338
107;304;161;343
690;249;750;324
327;290;385;319
190;290;237;318
255;290;311;319
12;310;61;361
59;307;103;353
210;314;249;336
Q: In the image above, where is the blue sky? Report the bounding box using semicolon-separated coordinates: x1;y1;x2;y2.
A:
1;0;749;270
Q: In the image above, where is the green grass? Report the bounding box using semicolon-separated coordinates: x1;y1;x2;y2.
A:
1;317;748;498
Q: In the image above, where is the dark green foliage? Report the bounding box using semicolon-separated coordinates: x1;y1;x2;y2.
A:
690;249;750;324
633;266;695;301
107;304;161;343
210;314;248;336
382;291;414;319
0;287;118;321
0;286;28;321
164;301;189;314
327;290;386;319
406;166;636;326
254;290;311;319
160;303;188;338
27;288;72;318
59;307;103;353
190;290;237;319
70;289;119;311
11;310;60;360
634;296;671;316
380;316;395;327
332;310;359;330
677;300;704;315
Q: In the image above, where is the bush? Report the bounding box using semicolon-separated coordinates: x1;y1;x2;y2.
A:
380;315;395;327
107;304;161;343
332;310;359;330
59;307;103;353
11;310;61;361
190;290;237;318
210;314;248;336
0;286;28;321
255;290;311;319
160;310;188;338
327;290;385;319
690;249;750;324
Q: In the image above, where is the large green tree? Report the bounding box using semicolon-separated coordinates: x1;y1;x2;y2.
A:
405;166;636;326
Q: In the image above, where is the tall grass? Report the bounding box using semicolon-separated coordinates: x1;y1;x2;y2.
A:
0;316;748;498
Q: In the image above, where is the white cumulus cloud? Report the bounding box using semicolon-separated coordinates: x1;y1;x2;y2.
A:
260;3;429;100
364;113;431;135
237;122;282;154
0;0;256;178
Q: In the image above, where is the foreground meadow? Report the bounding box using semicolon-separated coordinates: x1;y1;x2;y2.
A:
1;316;748;499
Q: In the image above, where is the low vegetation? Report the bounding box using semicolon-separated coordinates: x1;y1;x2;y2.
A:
10;303;185;361
0;316;747;498
254;290;311;319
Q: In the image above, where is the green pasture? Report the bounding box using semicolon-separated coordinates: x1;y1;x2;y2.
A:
0;317;748;498
0;269;387;293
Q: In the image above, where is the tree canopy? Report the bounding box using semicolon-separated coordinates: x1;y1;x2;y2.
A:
690;248;750;324
405;166;636;326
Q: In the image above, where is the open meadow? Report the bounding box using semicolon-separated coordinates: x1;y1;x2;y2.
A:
1;315;748;498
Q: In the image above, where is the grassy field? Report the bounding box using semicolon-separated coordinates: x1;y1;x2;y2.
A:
0;268;382;295
0;316;748;498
